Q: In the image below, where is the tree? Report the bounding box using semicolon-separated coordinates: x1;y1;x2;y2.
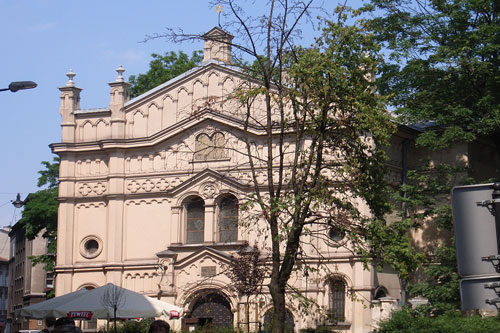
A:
150;2;395;331
397;163;462;314
223;245;266;333
18;157;59;273
101;284;126;333
365;0;500;312
129;51;203;97
365;0;500;151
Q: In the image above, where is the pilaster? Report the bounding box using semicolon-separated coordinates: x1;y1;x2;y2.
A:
109;65;130;139
58;70;81;143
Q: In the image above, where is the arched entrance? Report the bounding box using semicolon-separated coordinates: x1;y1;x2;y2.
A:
184;290;233;330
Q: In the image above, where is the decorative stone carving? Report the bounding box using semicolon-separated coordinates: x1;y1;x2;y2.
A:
126;177;185;194
155;178;170;191
142;179;155;192
93;183;106;195
200;182;218;198
127;180;141;193
78;182;107;197
79;183;92;196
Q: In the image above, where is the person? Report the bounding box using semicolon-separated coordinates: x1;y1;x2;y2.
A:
52;317;83;333
41;317;56;332
53;325;83;333
54;317;76;327
148;319;170;333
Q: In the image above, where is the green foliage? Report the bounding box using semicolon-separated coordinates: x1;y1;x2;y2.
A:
408;243;460;314
129;51;202;97
98;319;153;333
367;218;425;281
365;0;500;150
18;157;59;272
395;163;462;313
375;309;500;333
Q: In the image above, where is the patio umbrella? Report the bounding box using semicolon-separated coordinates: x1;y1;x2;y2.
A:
17;283;183;320
16;288;88;318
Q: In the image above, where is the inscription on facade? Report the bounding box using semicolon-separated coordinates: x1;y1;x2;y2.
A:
201;266;216;277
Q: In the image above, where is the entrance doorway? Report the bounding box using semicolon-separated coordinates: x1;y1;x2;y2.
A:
184;291;233;330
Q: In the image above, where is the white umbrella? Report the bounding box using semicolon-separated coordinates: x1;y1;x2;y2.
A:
18;283;183;320
16;288;88;318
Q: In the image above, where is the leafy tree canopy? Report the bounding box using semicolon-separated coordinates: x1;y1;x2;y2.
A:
18;157;59;271
365;0;500;150
129;50;203;97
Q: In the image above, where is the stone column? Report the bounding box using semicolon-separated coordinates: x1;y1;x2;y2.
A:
171;206;182;245
204;200;215;244
58;70;81;143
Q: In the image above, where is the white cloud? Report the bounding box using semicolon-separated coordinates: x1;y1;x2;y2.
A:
119;50;145;63
101;49;145;64
30;22;57;31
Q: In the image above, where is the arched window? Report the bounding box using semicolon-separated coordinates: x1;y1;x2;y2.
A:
328;278;346;323
374;286;388;299
186;197;205;244
195;132;226;161
218;195;238;243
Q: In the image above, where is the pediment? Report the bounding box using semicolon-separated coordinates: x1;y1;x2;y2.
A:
172;246;232;269
167;168;249;200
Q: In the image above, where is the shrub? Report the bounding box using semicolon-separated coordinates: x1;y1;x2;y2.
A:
374;309;500;333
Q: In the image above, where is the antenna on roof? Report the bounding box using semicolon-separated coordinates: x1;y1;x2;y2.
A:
216;5;223;27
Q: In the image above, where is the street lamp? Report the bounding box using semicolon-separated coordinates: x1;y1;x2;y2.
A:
11;193;25;208
0;81;37;93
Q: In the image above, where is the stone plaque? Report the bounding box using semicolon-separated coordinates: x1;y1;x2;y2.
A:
201;266;216;277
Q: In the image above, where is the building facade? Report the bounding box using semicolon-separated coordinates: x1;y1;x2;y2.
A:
7;223;49;332
50;27;500;332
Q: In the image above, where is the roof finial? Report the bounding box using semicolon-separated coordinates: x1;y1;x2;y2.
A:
66;69;76;87
216;5;223;27
115;65;125;82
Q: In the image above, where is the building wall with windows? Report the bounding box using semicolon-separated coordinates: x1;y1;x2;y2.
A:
50;26;500;332
7;223;49;332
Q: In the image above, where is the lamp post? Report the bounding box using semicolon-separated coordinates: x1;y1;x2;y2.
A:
11;193;25;208
0;81;37;93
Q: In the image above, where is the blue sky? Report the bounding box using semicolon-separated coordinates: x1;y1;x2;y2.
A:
0;0;357;227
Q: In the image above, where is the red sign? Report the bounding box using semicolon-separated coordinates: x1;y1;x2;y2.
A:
67;311;93;320
169;310;180;319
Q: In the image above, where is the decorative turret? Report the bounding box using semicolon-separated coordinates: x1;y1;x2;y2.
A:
202;27;233;64
108;65;131;139
59;70;81;143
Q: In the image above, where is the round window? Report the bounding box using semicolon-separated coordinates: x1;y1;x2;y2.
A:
328;225;346;246
85;239;99;255
80;236;103;259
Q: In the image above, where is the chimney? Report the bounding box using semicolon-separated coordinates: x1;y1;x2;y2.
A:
59;70;81;143
202;27;234;64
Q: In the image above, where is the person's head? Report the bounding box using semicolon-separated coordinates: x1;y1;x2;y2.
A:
46;317;57;328
148;319;170;333
53;325;83;333
54;317;76;327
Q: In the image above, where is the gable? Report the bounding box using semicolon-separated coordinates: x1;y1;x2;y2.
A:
122;61;257;139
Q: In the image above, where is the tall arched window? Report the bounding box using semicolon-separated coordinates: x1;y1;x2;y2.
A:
195;132;226;161
186;197;205;244
328;278;346;323
218;195;238;243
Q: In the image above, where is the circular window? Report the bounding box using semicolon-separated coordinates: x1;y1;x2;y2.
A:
327;225;346;247
80;236;103;259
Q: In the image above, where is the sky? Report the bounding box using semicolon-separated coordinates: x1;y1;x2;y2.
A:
0;0;358;228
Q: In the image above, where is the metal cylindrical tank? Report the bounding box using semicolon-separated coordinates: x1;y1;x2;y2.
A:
452;183;497;277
